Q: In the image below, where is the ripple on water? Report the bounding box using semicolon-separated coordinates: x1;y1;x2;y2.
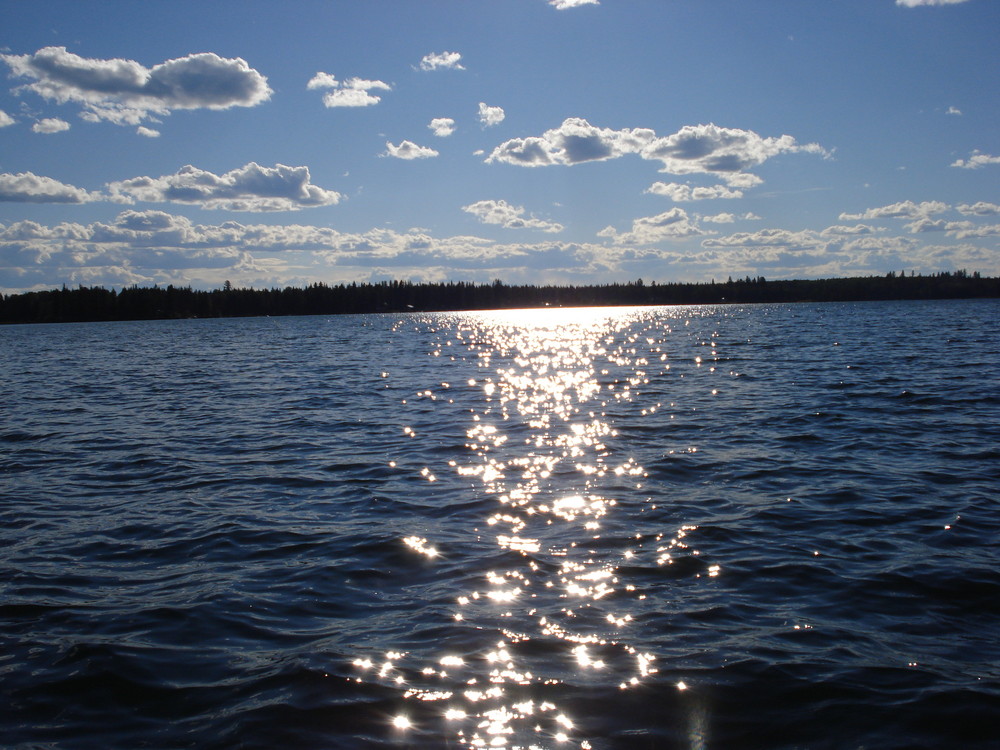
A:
0;301;998;748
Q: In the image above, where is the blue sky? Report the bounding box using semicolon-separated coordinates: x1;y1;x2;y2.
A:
0;0;997;293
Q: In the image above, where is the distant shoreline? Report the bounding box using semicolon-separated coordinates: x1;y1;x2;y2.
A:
2;272;997;325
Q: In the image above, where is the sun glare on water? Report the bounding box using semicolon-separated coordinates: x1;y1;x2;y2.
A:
352;307;718;748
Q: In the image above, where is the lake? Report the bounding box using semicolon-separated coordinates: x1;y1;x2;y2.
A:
2;299;998;749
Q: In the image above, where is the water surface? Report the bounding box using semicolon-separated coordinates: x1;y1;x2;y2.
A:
2;300;998;748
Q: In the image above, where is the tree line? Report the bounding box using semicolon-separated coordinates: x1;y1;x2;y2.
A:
1;271;996;324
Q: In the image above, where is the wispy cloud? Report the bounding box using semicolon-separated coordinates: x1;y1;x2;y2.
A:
2;46;271;126
896;0;970;7
549;0;600;9
839;200;950;220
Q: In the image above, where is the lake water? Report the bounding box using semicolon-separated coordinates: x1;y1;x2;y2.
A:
2;299;998;749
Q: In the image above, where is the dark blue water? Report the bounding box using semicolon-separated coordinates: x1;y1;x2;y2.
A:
2;300;998;749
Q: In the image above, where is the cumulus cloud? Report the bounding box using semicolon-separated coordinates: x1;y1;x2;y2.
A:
307;72;391;107
946;106;962;115
957;201;1000;216
700;212;762;224
646;182;744;201
136;126;160;138
0;109;14;127
724;173;765;189
5;203;1000;294
0;171;99;203
478;102;505;128
487;118;826;182
32;117;70;134
598;208;704;245
643;123;828;176
107;162;343;212
419;51;464;71
701;228;823;253
821;224;881;236
1;46;271;125
701;213;737;224
905;217;951;233
948;223;1000;239
550;0;600;8
384;140;439;160
462;199;564;233
489;117;649;166
839;200;949;221
896;0;969;6
951;150;1000;169
429;117;456;137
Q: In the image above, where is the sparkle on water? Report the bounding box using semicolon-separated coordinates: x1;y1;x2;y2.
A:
350;307;723;748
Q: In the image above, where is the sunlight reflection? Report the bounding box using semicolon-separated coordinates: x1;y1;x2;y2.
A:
356;307;724;747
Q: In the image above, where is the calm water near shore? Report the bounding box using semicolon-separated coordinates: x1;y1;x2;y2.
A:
2;299;998;749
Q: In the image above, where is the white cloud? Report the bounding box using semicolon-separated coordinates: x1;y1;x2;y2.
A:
107;162;343;211
839;200;949;220
419;51;464;71
821;224;881;236
896;0;970;6
946;106;962;115
308;72;391;107
720;173;765;189
488;118;826;182
136;126;160;138
0;171;99;203
646;182;744;201
489;117;651;166
0;109;14;127
598;208;704;245
905;217;953;233
951;150;1000;169
700;212;762;223
429;117;456;137
643;122;828;176
2;46;271;125
384;140;439;160
5;204;1000;294
478;102;505;128
957;201;1000;216
462;199;564;233
32;117;70;134
549;0;600;8
701;228;823;253
948;223;1000;239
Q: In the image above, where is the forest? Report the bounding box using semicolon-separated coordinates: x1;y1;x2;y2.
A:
1;271;997;325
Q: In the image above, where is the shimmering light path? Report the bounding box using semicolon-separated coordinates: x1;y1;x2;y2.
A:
355;307;724;748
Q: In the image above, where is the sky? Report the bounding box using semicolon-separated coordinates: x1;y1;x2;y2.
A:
0;0;998;294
